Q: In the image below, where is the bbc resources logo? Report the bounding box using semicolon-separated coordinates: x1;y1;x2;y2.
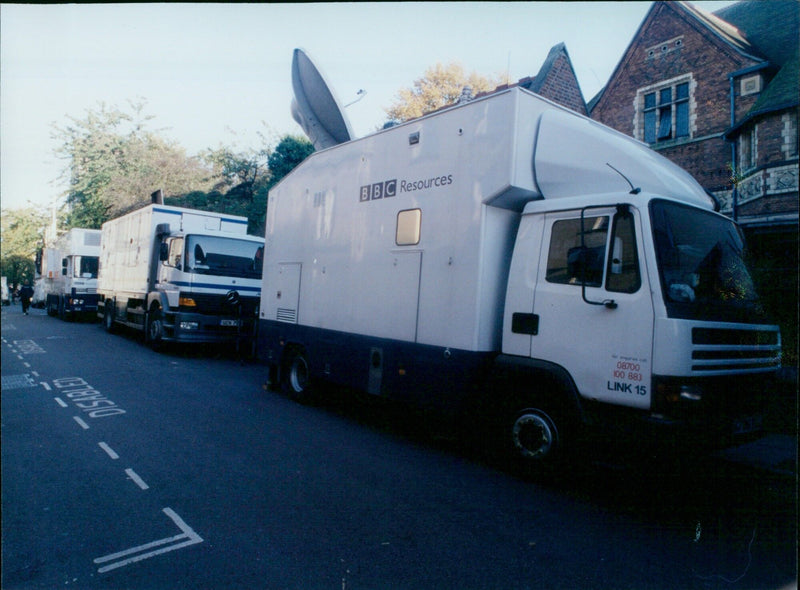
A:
359;179;397;202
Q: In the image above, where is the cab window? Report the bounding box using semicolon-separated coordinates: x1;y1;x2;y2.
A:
167;238;184;269
546;216;608;287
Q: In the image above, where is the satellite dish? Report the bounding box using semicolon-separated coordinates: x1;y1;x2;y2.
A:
291;48;354;150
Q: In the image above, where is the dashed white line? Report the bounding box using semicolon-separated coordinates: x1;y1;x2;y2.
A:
125;468;149;490
31;371;39;377
55;397;68;408
41;382;51;391
98;442;119;460
73;416;90;430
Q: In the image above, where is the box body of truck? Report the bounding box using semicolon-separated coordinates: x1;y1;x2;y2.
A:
257;88;781;467
36;228;101;319
98;204;264;348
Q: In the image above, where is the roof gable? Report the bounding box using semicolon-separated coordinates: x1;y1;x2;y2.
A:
590;1;765;114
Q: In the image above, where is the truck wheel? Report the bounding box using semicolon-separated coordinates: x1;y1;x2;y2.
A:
146;306;164;351
58;297;66;320
103;305;117;334
47;298;56;317
281;348;312;402
506;406;565;478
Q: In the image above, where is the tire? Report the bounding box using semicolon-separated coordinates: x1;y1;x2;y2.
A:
281;348;313;403
505;405;567;479
146;306;164;351
103;304;117;334
47;297;56;317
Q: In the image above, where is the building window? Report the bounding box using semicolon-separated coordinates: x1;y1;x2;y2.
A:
739;126;758;171
642;80;690;144
783;111;798;159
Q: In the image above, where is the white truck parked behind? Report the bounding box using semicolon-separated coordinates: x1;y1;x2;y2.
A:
258;84;782;473
98;203;264;349
37;228;101;319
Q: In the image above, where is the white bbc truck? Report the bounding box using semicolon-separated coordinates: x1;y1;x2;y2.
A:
257;67;781;472
97;203;264;349
36;228;102;319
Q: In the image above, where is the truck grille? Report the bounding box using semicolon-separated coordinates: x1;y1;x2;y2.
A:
181;292;259;316
691;327;781;373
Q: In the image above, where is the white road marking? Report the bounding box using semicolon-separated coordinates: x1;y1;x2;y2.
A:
125;468;149;490
73;416;90;430
55;397;68;408
40;381;51;390
94;507;203;573
98;442;119;460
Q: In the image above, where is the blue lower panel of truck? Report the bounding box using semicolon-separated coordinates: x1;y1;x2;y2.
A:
257;319;496;410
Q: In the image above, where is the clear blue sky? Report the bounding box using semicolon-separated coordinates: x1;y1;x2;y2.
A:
0;1;734;211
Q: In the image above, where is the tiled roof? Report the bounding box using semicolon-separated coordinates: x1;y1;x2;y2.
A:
713;0;799;68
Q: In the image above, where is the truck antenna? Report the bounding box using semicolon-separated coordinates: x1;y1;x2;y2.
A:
606;163;641;195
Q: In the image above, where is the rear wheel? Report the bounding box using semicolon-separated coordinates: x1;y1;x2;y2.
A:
146;306;164;351
281;348;312;403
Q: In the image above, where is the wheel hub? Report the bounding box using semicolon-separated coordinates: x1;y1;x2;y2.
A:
512;412;555;459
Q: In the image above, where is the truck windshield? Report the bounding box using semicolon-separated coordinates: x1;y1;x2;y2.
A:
76;256;99;279
650;199;766;323
185;235;263;280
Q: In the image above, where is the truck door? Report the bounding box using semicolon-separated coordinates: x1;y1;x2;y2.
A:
532;206;654;410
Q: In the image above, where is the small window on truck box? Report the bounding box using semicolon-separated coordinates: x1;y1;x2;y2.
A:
396;209;421;246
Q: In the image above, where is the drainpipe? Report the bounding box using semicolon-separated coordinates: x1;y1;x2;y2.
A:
729;75;738;222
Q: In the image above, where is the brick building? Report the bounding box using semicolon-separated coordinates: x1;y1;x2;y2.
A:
493;42;588;115
589;0;798;360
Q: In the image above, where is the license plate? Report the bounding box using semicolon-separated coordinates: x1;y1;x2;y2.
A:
220;319;240;327
732;414;762;435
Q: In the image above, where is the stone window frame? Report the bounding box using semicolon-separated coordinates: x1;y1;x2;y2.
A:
634;74;695;145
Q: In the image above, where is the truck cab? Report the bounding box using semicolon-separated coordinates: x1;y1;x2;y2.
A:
502;193;780;461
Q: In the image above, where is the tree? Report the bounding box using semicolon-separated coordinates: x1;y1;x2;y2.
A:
266;135;314;190
51;100;214;228
384;62;506;123
0;207;48;288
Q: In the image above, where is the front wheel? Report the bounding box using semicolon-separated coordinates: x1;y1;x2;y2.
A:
505;406;566;479
146;306;164;351
103;304;116;334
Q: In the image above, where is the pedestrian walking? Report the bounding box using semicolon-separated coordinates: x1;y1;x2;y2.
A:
19;284;33;315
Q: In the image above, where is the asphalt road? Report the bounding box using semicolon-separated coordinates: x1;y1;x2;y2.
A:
2;303;797;589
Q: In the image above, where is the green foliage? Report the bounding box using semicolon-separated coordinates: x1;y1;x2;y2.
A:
385;62;506;123
0;207;47;288
169;134;313;236
266;135;314;189
44;99;313;240
52;100;214;227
